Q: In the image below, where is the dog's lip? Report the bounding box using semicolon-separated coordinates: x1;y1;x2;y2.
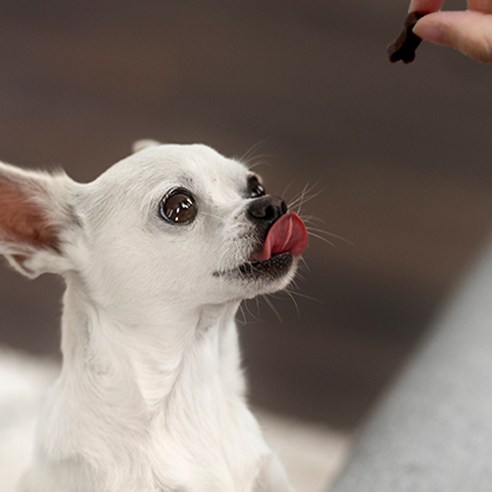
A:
239;251;293;273
213;252;293;279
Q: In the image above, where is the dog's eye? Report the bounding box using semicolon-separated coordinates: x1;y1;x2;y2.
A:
247;175;266;198
160;188;197;225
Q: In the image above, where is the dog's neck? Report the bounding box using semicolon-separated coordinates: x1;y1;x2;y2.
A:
33;276;269;491
58;273;244;414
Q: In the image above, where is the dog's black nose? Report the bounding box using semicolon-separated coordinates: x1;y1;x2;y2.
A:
247;196;288;233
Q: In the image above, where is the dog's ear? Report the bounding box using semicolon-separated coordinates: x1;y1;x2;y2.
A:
132;139;161;154
0;161;76;278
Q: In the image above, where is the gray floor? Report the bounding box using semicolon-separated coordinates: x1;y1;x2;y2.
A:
1;0;492;429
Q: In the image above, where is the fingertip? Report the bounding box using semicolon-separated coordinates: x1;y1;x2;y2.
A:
413;16;447;45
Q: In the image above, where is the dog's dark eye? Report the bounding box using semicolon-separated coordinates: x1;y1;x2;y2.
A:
247;175;266;198
160;188;197;225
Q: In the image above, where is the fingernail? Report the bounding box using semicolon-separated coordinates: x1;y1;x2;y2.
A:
413;20;446;44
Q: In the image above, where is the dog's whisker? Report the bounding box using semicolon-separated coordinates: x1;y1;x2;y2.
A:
236;139;268;165
281;180;297;200
255;297;262;318
277;289;301;319
288;184;325;216
241;299;262;323
300;214;327;226
307;231;336;247
262;295;283;322
288;180;323;203
306;228;354;248
287;181;313;209
305;226;353;246
263;291;299;314
237;304;248;325
287;275;302;290
285;287;324;305
243;159;273;173
293;271;307;282
298;256;310;270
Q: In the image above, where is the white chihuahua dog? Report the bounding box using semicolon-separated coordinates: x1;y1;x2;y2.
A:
0;141;308;492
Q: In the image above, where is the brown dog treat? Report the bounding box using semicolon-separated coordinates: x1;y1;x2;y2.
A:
388;12;428;64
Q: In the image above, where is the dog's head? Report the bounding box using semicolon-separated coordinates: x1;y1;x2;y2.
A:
0;142;307;318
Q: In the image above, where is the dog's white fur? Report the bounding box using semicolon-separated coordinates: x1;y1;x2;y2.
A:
0;142;298;492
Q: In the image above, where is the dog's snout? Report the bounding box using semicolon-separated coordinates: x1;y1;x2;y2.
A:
247;196;288;230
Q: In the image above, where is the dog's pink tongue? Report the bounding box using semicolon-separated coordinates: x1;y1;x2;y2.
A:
254;211;308;261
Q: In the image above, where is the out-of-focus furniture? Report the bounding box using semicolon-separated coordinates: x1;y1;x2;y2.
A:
328;240;492;492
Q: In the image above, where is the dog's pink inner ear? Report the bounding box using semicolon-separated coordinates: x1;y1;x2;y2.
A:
0;180;60;252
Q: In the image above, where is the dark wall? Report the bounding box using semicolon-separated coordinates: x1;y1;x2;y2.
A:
1;0;492;429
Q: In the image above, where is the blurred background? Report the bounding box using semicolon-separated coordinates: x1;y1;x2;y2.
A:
1;0;492;451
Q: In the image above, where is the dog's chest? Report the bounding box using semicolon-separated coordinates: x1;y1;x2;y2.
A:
148;401;269;492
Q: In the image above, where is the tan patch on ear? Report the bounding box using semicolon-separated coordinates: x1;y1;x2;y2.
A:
0;180;60;252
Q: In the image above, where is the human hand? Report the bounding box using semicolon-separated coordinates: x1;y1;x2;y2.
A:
410;0;492;62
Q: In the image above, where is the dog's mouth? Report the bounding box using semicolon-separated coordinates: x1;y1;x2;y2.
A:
215;211;308;281
251;211;308;262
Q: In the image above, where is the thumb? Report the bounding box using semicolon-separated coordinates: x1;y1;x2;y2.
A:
413;10;492;62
